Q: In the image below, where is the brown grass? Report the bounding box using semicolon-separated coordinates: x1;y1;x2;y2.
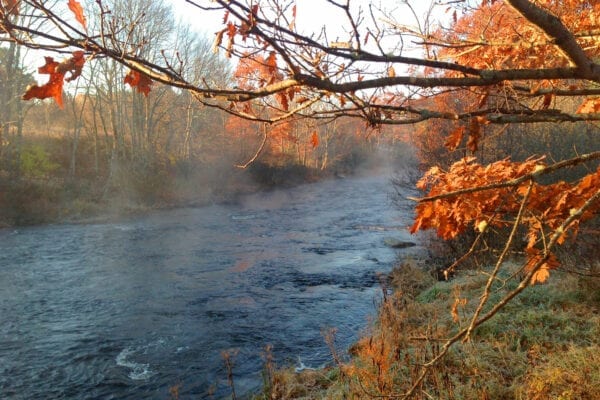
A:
257;260;600;399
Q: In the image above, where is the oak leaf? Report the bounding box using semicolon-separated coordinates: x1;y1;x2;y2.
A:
58;50;85;82
467;116;488;152
310;131;319;148
525;250;560;285
68;0;87;29
22;52;85;108
445;125;465;150
541;93;553;109
265;51;277;76
576;98;600;114
23;72;64;108
124;69;153;96
530;267;550;285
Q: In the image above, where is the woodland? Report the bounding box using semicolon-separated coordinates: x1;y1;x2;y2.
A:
1;0;600;398
0;1;409;226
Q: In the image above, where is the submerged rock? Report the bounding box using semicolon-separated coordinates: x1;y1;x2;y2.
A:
383;237;416;249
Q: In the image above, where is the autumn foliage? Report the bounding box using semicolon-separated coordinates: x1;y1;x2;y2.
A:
22;51;85;108
2;0;600;395
411;156;600;282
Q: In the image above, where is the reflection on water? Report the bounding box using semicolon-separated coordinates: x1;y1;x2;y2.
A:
0;172;422;399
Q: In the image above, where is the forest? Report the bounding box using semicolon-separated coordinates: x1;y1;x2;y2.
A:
1;0;599;398
0;5;412;227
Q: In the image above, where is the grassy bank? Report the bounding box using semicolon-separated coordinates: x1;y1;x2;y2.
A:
256;260;600;399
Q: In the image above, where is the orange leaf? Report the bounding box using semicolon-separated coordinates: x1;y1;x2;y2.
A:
310;131;319;148
576;98;600;113
22;57;65;108
2;0;20;15
124;69;153;96
213;29;225;53
23;75;64;108
68;0;87;29
265;51;277;75
226;22;236;38
525;251;559;285
58;50;86;82
530;266;550;284
467;116;487;152
276;92;289;111
445;125;465;150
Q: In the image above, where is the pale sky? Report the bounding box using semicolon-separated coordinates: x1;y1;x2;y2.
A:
170;0;440;49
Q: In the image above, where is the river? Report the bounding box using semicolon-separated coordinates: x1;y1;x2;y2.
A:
0;172;423;399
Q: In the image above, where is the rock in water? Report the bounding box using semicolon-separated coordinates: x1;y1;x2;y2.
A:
383;237;416;249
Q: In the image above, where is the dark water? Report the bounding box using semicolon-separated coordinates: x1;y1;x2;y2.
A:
0;172;422;399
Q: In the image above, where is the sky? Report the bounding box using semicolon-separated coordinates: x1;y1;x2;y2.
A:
170;0;440;48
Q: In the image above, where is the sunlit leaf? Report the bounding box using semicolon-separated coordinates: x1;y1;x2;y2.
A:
310;131;319;148
124;69;153;96
445;125;465;150
68;0;87;29
576;98;600;113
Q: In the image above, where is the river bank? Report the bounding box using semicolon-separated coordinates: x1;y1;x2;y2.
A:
254;259;600;399
0;161;369;229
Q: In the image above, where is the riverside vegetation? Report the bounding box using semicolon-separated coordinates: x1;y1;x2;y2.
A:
253;256;599;400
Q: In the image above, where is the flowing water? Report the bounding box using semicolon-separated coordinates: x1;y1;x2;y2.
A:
0;172;423;399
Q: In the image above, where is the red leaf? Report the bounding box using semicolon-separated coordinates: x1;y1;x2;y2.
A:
23;57;64;108
541;93;553;109
23;75;64;107
276;92;289;111
58;50;86;82
23;52;70;108
124;69;153;96
226;22;236;38
68;0;87;29
37;56;59;74
310;131;319;148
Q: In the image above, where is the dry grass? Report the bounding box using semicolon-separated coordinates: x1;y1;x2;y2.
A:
257;260;600;399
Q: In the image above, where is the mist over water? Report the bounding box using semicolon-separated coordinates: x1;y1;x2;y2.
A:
0;171;423;399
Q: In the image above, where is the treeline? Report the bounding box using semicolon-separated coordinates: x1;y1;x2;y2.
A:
0;1;413;227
